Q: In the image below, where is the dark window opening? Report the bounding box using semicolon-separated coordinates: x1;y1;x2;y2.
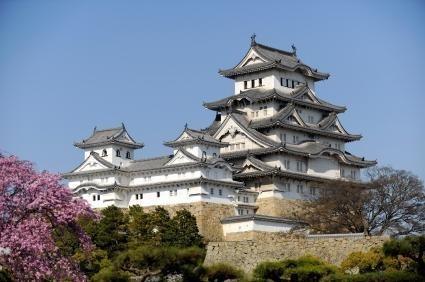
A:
259;78;263;86
244;81;248;89
251;79;255;88
157;191;160;198
286;79;289;87
291;80;295;88
102;149;107;157
97;195;100;201
126;151;131;159
116;149;121;157
92;195;96;201
136;194;139;200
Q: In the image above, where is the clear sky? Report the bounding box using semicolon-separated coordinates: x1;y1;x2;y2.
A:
1;0;424;180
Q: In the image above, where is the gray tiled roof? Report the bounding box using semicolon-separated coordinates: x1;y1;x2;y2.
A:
249;104;361;141
164;127;227;148
219;42;329;81
203;86;346;113
74;123;144;149
223;141;376;168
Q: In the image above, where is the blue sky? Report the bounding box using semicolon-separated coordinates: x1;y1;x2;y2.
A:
1;1;424;180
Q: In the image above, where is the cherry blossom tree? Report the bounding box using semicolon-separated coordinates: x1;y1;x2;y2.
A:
0;155;97;281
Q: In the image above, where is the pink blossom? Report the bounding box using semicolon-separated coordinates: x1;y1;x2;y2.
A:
0;155;97;281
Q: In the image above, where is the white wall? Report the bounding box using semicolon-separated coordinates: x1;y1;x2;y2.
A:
222;219;294;236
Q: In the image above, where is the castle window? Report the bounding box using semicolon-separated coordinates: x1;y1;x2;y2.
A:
291;80;295;88
280;77;283;86
340;168;345;177
210;188;214;195
286;79;290;88
92;195;96;201
97;195;100;201
284;159;290;169
251;111;255;117
213;153;217;158
296;161;303;172
244;81;248;89
126;151;131;159
297;184;304;194
255;111;259;117
157;191;160;198
308;115;314;123
140;193;143;199
310;187;316;195
202;151;207;160
251;79;255;88
259;78;263;86
102;149;107;157
263;106;267;116
116;149;121;157
293;135;299;143
136;194;139;200
219;189;223;196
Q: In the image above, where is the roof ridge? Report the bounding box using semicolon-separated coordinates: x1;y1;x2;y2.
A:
255;43;296;57
93;126;123;133
131;155;172;162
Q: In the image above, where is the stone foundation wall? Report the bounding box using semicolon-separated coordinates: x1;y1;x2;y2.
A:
204;232;388;273
143;202;235;241
255;197;303;218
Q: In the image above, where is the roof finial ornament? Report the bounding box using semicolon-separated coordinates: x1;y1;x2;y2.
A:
291;44;297;56
93;126;97;134
121;122;125;129
250;33;257;46
184;122;188;129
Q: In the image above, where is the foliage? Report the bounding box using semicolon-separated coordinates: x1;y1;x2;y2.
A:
111;245;205;281
81;206;129;258
127;206;204;248
302;166;425;236
341;248;387;274
168;209;204;248
204;263;244;282
280;256;339;282
0;270;12;282
322;271;424;282
253;261;286;281
0;155;96;281
383;235;425;276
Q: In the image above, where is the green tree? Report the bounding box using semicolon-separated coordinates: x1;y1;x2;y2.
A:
383;235;425;276
81;206;129;257
167;209;204;248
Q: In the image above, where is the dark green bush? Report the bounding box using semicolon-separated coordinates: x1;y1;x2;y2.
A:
253;261;286;281
204;263;244;282
321;271;424;282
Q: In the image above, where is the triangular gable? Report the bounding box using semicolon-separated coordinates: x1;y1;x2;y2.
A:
240;159;265;173
164;150;198;166
71;153;113;173
114;128;139;144
236;47;268;68
213;115;270;148
286;110;306;127
176;131;194;142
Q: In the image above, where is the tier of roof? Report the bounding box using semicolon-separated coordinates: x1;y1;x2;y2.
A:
74;123;144;149
164;126;228;148
250;104;361;142
221;141;376;168
203;85;346;113
219;41;329;81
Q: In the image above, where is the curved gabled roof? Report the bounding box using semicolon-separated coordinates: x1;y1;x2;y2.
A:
222;141;376;168
219;41;329;81
164;127;227;148
203;87;346;113
74;123;144;149
250;104;361;141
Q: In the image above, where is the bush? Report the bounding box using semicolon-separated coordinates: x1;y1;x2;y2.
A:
253;261;286;281
341;249;385;273
322;271;424;282
286;264;338;282
204;263;244;282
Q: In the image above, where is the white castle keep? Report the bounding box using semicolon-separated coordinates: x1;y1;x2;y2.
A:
64;37;376;241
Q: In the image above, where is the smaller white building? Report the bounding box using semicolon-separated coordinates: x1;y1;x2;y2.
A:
221;214;307;236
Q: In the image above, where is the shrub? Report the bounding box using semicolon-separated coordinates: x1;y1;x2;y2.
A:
280;256;339;282
204;263;244;282
253;261;286;281
322;271;424;282
341;249;385;273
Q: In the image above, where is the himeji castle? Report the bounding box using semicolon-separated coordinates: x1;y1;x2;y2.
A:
64;36;376;241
